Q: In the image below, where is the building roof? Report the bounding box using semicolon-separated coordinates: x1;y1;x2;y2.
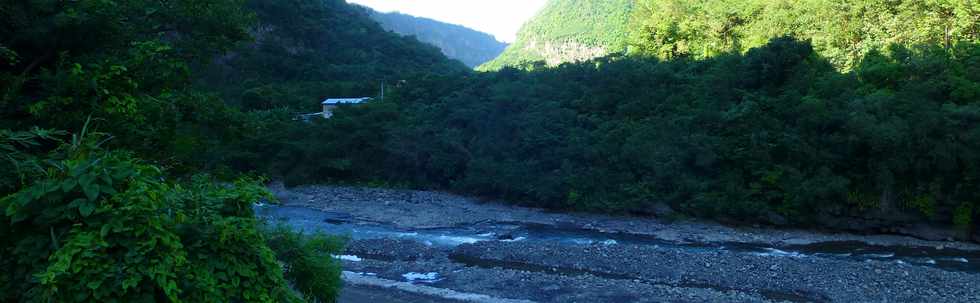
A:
322;97;372;105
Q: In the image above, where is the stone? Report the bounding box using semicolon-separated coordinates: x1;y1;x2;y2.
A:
766;211;788;226
896;224;958;242
496;233;516;240
651;202;676;217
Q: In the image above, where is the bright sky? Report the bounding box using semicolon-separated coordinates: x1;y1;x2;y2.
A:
347;0;548;43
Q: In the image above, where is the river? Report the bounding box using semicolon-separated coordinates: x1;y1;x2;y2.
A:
256;205;980;273
260;185;980;302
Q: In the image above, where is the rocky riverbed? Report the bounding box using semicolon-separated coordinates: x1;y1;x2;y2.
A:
263;184;980;303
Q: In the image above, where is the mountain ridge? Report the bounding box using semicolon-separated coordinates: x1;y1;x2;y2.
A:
198;0;468;111
368;9;509;68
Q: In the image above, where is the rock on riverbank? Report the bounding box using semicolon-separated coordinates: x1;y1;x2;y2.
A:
270;183;980;251
267;184;980;302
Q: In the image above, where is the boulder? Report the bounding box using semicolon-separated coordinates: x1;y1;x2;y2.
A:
814;213;886;233
766;211;788;226
496;233;516;240
650;202;676;218
895;224;959;242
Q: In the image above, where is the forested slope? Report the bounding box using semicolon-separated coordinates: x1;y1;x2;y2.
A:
199;0;469;112
0;0;467;301
478;0;634;71
272;1;980;240
630;0;980;68
366;38;980;238
369;10;508;68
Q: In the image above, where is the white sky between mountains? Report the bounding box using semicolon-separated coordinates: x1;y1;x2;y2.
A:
347;0;549;43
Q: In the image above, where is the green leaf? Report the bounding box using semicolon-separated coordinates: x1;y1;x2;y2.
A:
68;198;86;207
83;183;100;202
4;197;17;216
79;202;97;217
112;169;131;180
100;223;112;238
61;179;78;192
9;210;27;223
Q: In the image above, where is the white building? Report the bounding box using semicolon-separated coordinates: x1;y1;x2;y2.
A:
322;97;372;118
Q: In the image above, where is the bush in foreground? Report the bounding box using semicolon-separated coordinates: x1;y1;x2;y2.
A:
0;129;343;302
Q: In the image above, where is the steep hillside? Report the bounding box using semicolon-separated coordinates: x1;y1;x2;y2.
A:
369;10;508;68
1;0;348;301
199;0;469;111
478;0;635;71
630;0;980;69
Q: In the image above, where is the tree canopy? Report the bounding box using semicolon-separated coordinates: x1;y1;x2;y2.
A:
0;0;384;301
271;36;980;237
200;0;470;112
630;0;980;68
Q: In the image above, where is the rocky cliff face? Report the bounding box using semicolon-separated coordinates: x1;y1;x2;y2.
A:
478;0;634;71
524;39;610;66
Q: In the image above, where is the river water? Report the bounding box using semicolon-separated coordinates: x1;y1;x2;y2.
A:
254;204;980;273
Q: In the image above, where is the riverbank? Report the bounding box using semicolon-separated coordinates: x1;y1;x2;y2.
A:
340;283;467;303
264;184;980;302
269;183;980;250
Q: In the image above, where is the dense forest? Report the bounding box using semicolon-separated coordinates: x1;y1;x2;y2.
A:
319;37;980;235
290;0;980;239
369;9;509;68
200;0;468;112
478;0;635;71
0;0;461;301
631;0;980;69
3;0;980;301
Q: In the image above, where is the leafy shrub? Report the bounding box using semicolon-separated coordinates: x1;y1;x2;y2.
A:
0;131;339;302
954;203;975;234
264;225;346;302
0;127;65;194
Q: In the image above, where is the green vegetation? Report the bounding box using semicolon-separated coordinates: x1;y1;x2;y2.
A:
482;0;980;71
200;0;469;112
328;38;980;235
1;0;253;167
0;0;450;301
630;0;980;68
0;127;343;302
478;0;635;71
462;2;978;238
265;225;346;301
369;10;509;68
5;1;980;299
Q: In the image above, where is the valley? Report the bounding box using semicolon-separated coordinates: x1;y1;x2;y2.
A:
368;10;508;68
4;0;980;301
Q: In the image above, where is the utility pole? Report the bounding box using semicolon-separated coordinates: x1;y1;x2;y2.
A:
380;80;385;100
